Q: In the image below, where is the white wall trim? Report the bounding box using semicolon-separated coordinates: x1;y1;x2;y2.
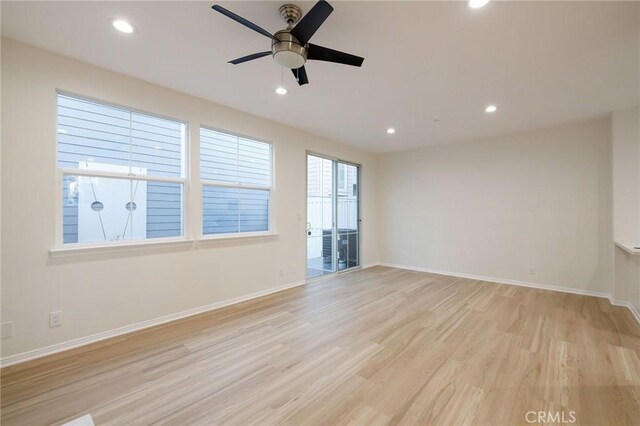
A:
614;240;640;256
380;262;640;326
610;299;640;324
1;263;382;368
379;262;612;298
0;278;305;368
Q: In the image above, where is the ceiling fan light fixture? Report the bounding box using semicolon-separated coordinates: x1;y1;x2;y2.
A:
273;50;306;69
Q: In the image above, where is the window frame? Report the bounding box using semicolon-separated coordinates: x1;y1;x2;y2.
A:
199;125;275;239
54;90;190;249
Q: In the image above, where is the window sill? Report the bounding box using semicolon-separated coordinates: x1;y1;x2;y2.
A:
49;238;196;257
615;241;640;256
197;232;278;243
49;233;279;257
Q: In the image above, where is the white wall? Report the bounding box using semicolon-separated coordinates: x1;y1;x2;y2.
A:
378;119;613;293
612;107;640;243
612;107;640;310
0;39;379;360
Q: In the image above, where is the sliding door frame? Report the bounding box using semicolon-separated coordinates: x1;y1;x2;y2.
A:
305;151;361;279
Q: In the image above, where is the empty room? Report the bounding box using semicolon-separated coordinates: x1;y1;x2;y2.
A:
1;0;639;425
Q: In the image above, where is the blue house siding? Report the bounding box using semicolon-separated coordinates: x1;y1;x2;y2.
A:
145;182;182;238
202;187;269;235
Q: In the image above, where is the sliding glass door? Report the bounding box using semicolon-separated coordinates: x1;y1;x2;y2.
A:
306;154;360;278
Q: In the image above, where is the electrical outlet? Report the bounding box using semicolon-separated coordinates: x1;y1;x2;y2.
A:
49;311;62;328
1;321;14;339
529;266;536;275
279;268;284;277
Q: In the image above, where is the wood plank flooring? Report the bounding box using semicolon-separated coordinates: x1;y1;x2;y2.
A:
2;266;640;425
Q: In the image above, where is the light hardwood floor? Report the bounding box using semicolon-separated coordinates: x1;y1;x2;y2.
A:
2;266;640;425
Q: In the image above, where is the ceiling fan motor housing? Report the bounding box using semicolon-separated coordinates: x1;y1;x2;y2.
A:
272;30;307;69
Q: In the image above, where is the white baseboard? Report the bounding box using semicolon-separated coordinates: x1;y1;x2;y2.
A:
0;278;306;368
380;262;640;326
379;262;611;298
610;299;640;324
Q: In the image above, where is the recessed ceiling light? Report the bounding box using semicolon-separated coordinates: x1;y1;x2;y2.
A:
469;0;490;9
485;105;497;113
112;19;136;34
275;86;287;95
386;128;396;134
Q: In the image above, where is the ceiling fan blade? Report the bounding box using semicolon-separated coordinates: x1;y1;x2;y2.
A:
292;66;309;86
228;51;272;65
290;0;334;45
212;5;273;39
307;43;364;67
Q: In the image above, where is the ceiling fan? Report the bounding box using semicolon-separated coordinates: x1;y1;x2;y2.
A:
211;0;364;86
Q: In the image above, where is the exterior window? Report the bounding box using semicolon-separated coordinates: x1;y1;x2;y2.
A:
200;127;272;235
57;93;186;245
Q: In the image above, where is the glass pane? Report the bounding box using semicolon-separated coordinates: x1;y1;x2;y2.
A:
306;236;334;277
202;186;270;235
200;129;238;183
62;175;183;244
146;181;183;239
238;138;271;186
203;186;239;234
307;155;335;278
338;232;359;271
307;155;322;197
239;188;269;232
57;94;184;178
338;164;347;193
130;113;184;178
200;128;271;186
337;163;359;270
338;164;359;231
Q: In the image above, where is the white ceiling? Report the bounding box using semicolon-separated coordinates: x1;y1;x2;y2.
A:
2;1;638;153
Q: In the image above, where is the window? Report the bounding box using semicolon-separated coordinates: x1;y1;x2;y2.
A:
200;127;272;235
57;93;186;245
